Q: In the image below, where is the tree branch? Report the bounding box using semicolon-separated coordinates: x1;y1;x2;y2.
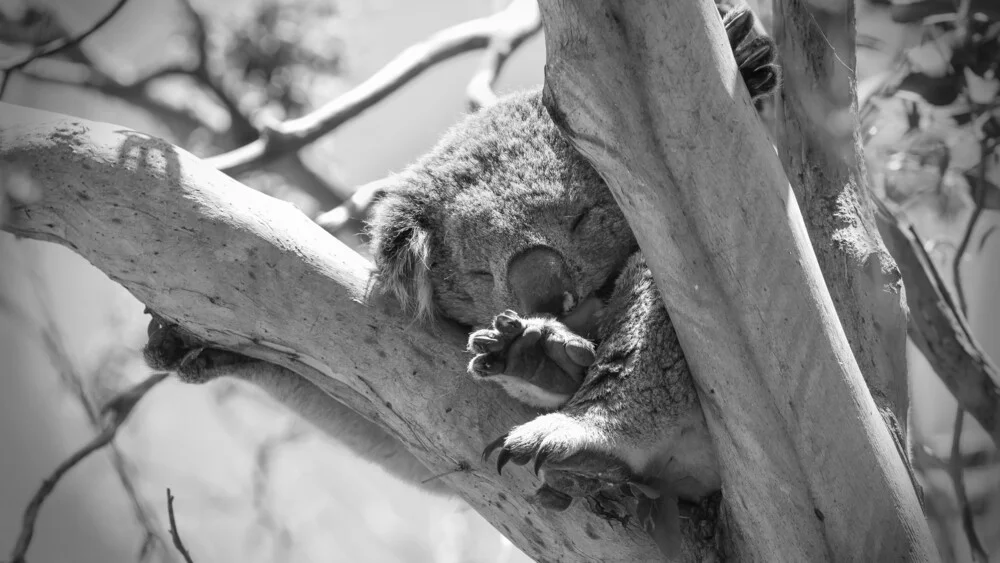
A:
1;103;673;562
0;0;131;98
774;0;910;428
465;0;541;111
7;372;168;563
166;489;195;563
538;0;934;560
206;0;543;175
876;208;1000;446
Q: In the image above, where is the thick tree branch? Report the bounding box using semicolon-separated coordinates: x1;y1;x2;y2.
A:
774;0;910;428
206;0;542;175
538;0;935;560
1;103;675;562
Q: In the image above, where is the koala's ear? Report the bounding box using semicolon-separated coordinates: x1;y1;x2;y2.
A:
367;186;436;321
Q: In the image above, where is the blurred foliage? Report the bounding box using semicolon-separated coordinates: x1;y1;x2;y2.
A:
862;1;1000;224
209;0;345;121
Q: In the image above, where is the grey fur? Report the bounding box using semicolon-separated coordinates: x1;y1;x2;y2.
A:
367;5;779;504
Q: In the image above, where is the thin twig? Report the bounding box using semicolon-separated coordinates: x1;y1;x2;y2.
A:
0;0;131;98
466;0;541;111
28;281;175;561
947;408;989;563
166;489;195;563
207;0;542;175
314;177;394;235
7;372;170;563
952;145;989;315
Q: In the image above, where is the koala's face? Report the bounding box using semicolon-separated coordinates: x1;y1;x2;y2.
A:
369;91;637;330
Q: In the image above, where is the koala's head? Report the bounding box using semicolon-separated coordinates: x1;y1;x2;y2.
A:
367;91;637;329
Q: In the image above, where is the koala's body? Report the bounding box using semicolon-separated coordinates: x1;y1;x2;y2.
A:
145;1;779;522
367;4;779;506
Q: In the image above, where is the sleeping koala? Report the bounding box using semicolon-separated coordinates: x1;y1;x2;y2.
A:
367;3;779;511
145;1;778;532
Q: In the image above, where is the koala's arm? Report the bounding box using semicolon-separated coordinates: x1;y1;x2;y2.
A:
143;321;451;495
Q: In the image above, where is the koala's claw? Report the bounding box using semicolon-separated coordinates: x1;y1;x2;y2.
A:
721;3;780;101
493;310;522;335
484;412;648;514
143;316;251;384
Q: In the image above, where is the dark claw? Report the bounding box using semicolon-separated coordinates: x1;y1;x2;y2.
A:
494;310;522;335
497;449;513;474
533;448;550;475
471;334;503;353
723;5;754;45
482;434;508;462
178;347;205;368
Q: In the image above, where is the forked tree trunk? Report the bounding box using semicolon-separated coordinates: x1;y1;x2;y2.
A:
1;0;936;561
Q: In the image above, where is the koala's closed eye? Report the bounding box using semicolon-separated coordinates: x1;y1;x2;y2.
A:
570;208;592;233
467;269;494;281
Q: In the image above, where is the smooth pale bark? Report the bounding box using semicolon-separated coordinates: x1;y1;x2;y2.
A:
0;103;686;562
774;0;910;428
537;0;935;561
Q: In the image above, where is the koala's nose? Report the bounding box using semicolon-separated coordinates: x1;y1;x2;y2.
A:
507;246;573;316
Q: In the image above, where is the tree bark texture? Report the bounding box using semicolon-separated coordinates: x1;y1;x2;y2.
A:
1;0;941;560
773;0;910;428
0;104;670;562
538;0;934;560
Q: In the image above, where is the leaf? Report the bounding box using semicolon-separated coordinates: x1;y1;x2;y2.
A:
964;68;1000;104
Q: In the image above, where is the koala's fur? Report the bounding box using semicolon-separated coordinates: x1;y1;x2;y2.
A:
144;2;779;514
367;88;721;497
367;4;779;505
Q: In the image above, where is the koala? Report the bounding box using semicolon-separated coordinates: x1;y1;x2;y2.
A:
367;1;778;521
145;0;779;538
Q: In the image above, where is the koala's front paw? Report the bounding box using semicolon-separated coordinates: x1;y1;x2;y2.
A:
143;316;252;383
467;310;595;409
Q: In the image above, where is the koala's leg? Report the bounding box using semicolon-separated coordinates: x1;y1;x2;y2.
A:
487;253;719;500
143;318;451;495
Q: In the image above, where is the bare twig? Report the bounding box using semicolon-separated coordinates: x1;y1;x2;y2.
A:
25;282;175;561
947;408;989;563
207;0;542;175
314;177;394;236
166;489;195;563
466;0;541;111
952;146;989;315
7;372;169;563
0;0;131;98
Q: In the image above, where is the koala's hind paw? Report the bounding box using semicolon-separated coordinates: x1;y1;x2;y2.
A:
467;311;595;409
143;316;252;383
722;4;780;100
